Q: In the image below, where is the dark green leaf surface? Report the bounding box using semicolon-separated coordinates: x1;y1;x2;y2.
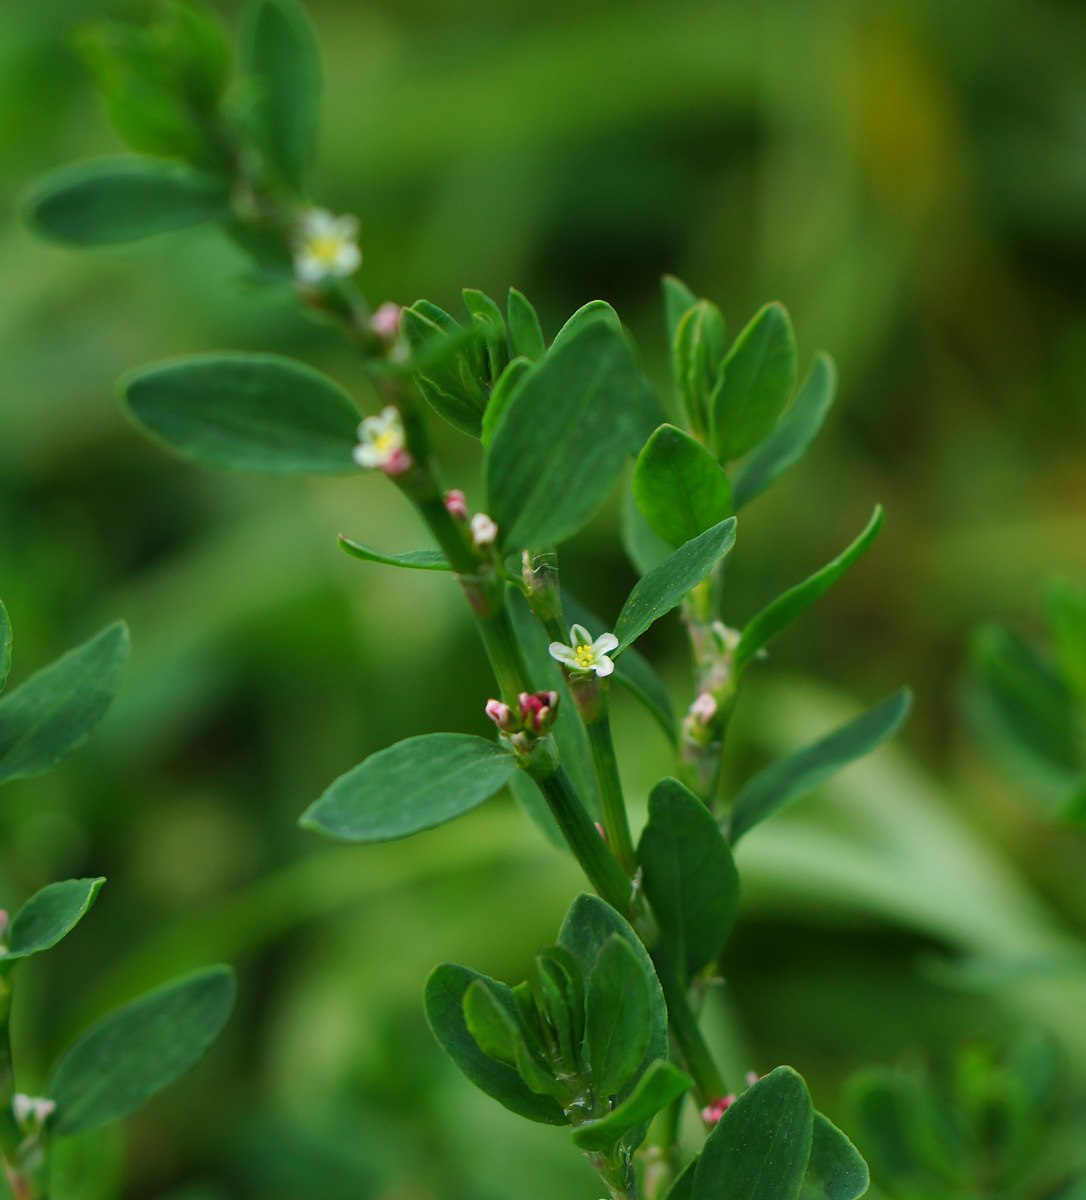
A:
733;353;836;509
585;935;653;1096
634;425;733;548
338;536;450;571
639;778;740;979
665;1160;699;1200
614;518;737;651
0;601;10;694
712;302;797;462
6;878;105;963
241;0;320;192
463;980;564;1098
728;689;912;845
50;966;235;1135
0;622;129;785
301;734;515;842
402;305;487;437
571;1060;693;1151
736;507;883;671
481;357;531;447
123;354;360;474
425;963;568;1125
507;287;546;360
800;1112;870;1200
486;316;649;550
694;1067;814;1200
23;157;228;245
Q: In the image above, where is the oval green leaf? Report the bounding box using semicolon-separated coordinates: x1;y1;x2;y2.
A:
614;518;737;652
338;536;450;572
0;622;129;786
507;287;546;361
463;979;565;1099
301;733;516;842
23;157;228;246
662;275;698;348
585;935;654;1097
123;353;361;474
728;689;912;845
572;1060;693;1152
801;1112;870;1200
5;878;105;963
694;1067;814;1200
639;778;739;980
634;425;733;549
672;301;726;436
49;965;236;1136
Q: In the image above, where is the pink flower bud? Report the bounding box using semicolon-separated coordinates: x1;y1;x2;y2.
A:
382;447;414;477
700;1094;736;1126
485;699;513;730
689;692;718;725
445;489;468;520
370;302;403;338
517;690;558;734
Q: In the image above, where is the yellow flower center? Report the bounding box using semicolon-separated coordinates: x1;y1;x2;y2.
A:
372;430;398;454
308;234;344;265
574;644;595;667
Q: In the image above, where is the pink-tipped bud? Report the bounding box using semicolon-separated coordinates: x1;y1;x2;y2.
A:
689;692;718;725
445;489;468;520
381;447;414;477
700;1094;736;1126
517;690;558;735
485;699;513;731
370;302;403;339
470;512;498;548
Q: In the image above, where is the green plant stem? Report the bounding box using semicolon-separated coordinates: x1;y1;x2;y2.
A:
642;1096;683;1200
0;975;34;1200
650;946;726;1106
584;707;637;875
524;764;632;914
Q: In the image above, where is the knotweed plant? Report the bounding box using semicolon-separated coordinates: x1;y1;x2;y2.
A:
22;1;918;1197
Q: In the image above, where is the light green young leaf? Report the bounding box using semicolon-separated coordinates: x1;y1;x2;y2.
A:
728;689;912;845
712;302;797;462
425;963;568;1126
634;424;733;548
463;288;509;382
123;353;360;474
5;878;106;963
22;157;228;246
338;536;450;572
0;601;10;694
49;966;235;1136
240;0;320;192
300;734;516;842
585;935;653;1096
662;275;699;347
481;357;532;447
463;980;565;1099
800;1112;870;1200
614;518;737;651
733;353;836;509
639;778;740;980
672;300;726;435
0;622;129;785
571;1060;693;1152
736;506;883;671
507;287;546;361
694;1067;814;1200
402;304;487;437
486;316;650;550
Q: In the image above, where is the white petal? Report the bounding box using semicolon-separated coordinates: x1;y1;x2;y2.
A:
359;415;386;440
294;254;326;283
335;213;360;238
549;643;578;666
594;656;616;677
300;208;335;236
593;632;619;655
334;244;361;275
353;445;380;468
569;624;592;648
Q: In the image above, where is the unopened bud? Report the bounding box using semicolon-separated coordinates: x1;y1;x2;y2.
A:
12;1094;55;1134
470;512;498;548
517;691;559;735
445;489;468;521
485;699;514;731
689;692;717;725
370;302;402;339
700;1094;736;1126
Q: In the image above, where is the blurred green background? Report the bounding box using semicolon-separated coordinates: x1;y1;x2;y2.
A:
2;0;1086;1196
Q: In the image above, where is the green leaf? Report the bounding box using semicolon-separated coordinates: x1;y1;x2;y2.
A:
338;536;449;572
485;316;651;550
425;963;568;1125
1048;581;1086;703
662;275;699;347
694;1067;814;1200
572;1060;693;1152
614;518;737;651
728;689;912;845
712;303;797;462
801;1113;870;1200
621;486;674;576
634;424;733;548
463;289;509;382
672;301;726;435
300;734;515;842
0;601;11;694
402;305;487;437
733;353;836;509
481;357;532;447
639;778;740;980
585;935;653;1096
5;878;105;963
507;288;546;360
123;353;361;475
0;623;129;785
49;966;235;1136
665;1160;699;1200
736;507;883;671
463;980;565;1099
241;0;320;192
22;157;228;246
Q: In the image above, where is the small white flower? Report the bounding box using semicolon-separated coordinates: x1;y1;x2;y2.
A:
12;1094;55;1131
293;208;361;284
470;512;498;547
548;624;619;677
353;406;412;476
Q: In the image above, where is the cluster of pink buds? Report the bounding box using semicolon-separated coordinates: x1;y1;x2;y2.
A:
485;691;559;740
701;1072;761;1126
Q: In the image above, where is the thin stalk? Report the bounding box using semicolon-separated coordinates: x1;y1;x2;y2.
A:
651;946;726;1106
0;975;33;1200
584;709;636;874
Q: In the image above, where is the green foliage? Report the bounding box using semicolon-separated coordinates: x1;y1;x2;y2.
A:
0;601;10;695
639;778;739;980
672;300;726;437
661;275;699;349
338;537;450;571
736;506;883;671
462;288;509;383
462;979;565;1098
614;517;737;650
301;733;516;842
634;424;734;548
801;1114;870;1200
727;689;912;845
694;1068;814;1200
50;966;236;1136
4;878;105;964
584;934;653;1095
240;0;321;193
0;622;129;785
402;302;489;437
22;157;229;246
1049;582;1086;703
122;354;361;474
571;1061;693;1151
506;287;546;361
